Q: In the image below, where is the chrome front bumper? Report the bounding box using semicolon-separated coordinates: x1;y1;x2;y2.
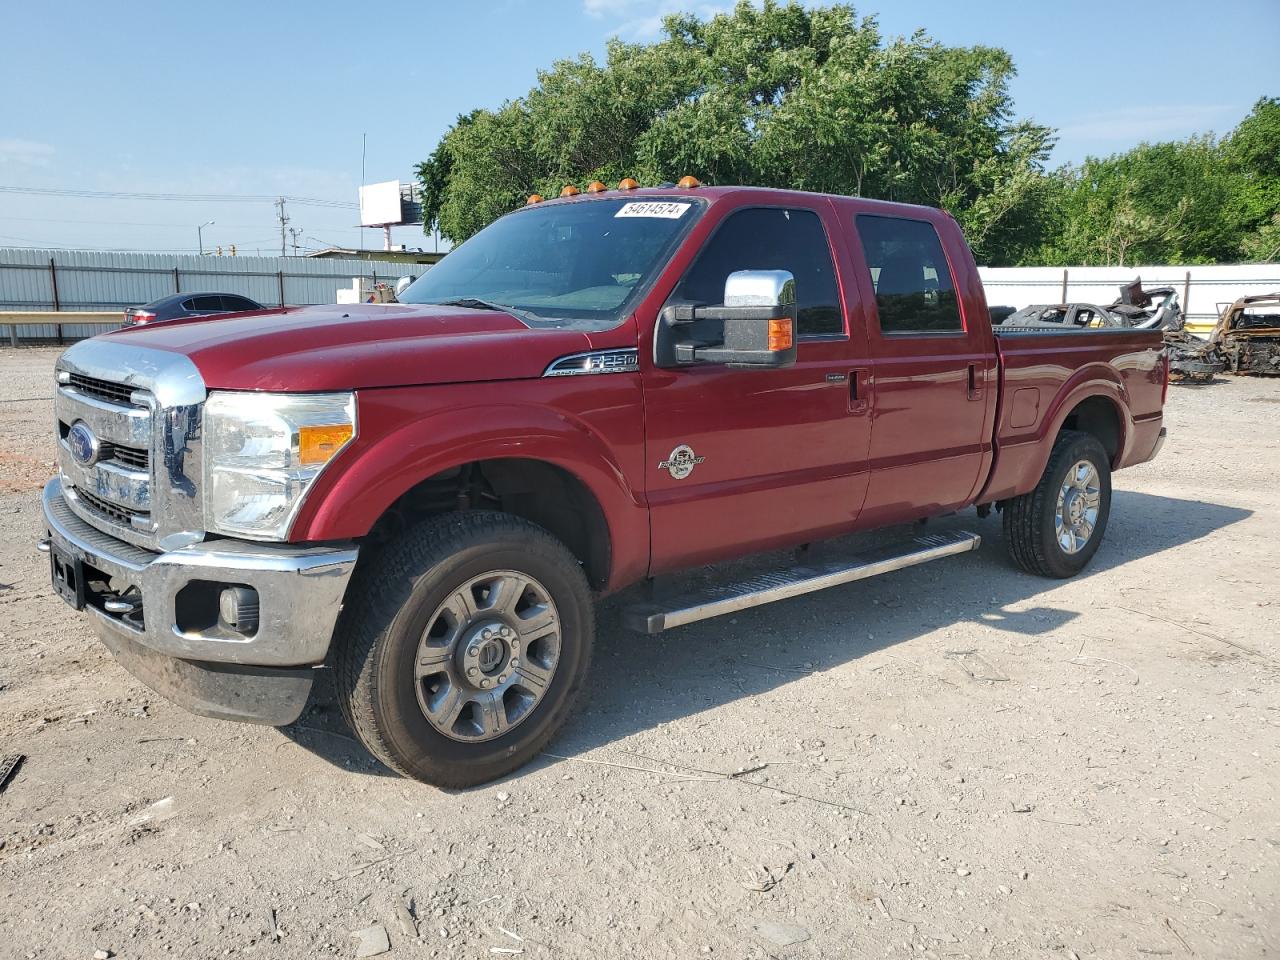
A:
40;477;359;724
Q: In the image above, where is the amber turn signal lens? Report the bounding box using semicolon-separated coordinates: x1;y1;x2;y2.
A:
585;180;607;193
767;318;794;352
299;423;354;466
560;185;580;197
526;194;544;205
617;177;639;190
677;175;701;188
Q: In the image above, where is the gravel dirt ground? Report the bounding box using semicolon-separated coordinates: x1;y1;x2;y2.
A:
0;346;1276;960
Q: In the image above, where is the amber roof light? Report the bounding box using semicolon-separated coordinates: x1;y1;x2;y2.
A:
526;194;545;205
585;181;607;193
677;175;702;188
560;185;580;197
617;178;639;190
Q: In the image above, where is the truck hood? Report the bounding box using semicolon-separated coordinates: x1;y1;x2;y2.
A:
100;303;597;391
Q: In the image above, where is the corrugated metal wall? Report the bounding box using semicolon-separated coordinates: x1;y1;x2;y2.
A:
0;247;432;340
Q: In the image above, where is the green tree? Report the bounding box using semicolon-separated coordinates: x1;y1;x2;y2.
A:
1033;99;1280;266
418;1;1053;264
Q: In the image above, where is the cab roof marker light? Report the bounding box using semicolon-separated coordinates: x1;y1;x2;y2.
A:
560;185;581;197
617;178;639;190
526;194;545;205
678;175;702;188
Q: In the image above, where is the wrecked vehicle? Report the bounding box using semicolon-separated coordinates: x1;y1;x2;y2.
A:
1208;293;1280;376
1107;279;1185;332
999;302;1122;329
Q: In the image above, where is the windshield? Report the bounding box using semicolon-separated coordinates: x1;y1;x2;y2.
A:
399;197;703;330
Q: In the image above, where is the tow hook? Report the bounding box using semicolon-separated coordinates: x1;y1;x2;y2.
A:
36;538;51;554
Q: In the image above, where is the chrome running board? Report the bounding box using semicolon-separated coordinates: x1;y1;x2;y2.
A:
623;530;981;634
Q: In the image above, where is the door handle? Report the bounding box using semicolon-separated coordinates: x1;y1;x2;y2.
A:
849;368;869;415
966;363;982;401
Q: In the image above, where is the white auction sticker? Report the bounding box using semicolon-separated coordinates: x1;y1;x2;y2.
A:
614;201;692;219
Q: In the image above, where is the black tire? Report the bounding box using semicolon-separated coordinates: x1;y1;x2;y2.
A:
1002;430;1112;578
333;511;594;787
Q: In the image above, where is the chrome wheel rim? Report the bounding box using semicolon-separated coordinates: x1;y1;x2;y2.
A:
1055;459;1101;554
414;570;561;743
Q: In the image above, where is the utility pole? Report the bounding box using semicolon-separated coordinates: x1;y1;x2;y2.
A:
288;227;303;256
274;197;290;257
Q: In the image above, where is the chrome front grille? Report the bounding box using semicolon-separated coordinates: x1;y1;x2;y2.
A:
71;486;151;528
54;340;207;552
110;444;149;470
67;372;143;408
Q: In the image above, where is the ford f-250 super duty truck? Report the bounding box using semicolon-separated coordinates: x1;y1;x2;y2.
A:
39;182;1168;786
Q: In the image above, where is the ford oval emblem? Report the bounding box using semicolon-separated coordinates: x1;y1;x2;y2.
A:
67;421;101;467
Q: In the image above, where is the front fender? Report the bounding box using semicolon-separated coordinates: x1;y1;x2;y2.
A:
288;382;650;589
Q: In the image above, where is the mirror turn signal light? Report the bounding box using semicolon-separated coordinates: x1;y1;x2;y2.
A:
767;318;794;352
677;175;701;188
526;194;545;205
585;181;607;193
617;178;639;190
560;185;580;197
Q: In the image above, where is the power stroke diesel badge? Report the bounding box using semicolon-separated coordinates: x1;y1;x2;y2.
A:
658;444;705;480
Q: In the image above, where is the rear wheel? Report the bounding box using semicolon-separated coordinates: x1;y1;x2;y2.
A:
334;511;594;787
1003;430;1112;578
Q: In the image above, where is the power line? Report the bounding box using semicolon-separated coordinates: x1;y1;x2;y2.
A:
0;184;357;208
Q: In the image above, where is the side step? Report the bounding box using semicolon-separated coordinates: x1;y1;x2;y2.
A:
623;530;981;634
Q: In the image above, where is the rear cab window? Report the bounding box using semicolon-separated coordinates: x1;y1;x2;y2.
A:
854;215;963;335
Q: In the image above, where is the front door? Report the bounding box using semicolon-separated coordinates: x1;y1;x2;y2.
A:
641;202;873;574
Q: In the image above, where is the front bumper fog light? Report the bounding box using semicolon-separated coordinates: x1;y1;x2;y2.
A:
219;586;260;636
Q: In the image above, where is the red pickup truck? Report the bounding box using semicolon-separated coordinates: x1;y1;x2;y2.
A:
40;183;1168;786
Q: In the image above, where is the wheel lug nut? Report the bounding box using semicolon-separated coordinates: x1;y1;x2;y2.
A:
480;678;491;689
511;658;519;667
468;667;478;678
468;645;479;656
482;629;493;640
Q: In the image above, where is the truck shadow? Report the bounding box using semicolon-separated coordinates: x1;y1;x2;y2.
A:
277;490;1250;781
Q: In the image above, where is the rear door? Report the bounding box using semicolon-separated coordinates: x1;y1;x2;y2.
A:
642;201;873;573
849;213;996;527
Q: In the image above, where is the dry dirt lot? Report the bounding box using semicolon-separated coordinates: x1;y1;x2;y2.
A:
0;345;1277;960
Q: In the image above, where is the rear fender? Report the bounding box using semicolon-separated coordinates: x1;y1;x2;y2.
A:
979;364;1132;503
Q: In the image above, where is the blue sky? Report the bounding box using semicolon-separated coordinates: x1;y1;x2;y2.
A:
1;0;1275;253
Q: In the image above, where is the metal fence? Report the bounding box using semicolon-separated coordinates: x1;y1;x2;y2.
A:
0;247;432;342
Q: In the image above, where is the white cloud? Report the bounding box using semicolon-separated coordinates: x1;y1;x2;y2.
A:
1056;104;1239;144
0;139;55;167
584;0;734;39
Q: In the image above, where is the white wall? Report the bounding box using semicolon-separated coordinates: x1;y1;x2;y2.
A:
978;263;1280;331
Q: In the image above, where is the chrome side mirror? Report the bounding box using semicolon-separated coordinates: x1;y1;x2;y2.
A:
394;275;414;299
656;269;798;369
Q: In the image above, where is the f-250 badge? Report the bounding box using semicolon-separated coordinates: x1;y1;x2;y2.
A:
659;444;705;480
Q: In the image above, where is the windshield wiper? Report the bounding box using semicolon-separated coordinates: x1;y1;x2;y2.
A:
428;297;541;325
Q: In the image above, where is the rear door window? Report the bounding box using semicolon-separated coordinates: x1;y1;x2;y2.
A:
854;215;962;334
189;295;223;312
220;296;257;311
672;207;844;337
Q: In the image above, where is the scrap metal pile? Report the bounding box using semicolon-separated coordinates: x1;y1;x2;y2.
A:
995;280;1280;382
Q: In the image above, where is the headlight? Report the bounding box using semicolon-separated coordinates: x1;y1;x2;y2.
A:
203;391;356;540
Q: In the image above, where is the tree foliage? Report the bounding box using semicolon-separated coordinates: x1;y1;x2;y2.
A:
1035;98;1280;266
417;1;1052;263
417;4;1278;267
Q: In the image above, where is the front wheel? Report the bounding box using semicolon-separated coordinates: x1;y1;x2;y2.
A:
334;511;594;787
1003;430;1112;578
